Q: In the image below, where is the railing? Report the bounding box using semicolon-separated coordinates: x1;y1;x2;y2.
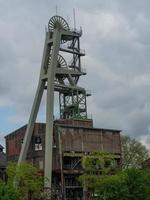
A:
70;27;82;35
60;43;85;55
86;90;92;96
67;66;86;74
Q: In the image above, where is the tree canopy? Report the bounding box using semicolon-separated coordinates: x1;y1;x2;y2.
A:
79;152;119;189
95;168;150;200
79;151;150;200
121;135;149;169
6;162;44;200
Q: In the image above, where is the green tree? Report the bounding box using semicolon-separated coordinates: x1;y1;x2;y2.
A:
0;182;23;200
96;169;150;200
122;135;149;169
81;152;117;175
79;151;150;200
6;162;44;200
79;152;119;196
96;173;128;200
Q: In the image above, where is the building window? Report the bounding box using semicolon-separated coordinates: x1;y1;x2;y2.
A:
35;144;42;151
35;136;42;151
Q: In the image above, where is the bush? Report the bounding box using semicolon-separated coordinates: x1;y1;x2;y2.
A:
96;173;128;200
95;169;150;200
0;182;23;200
6;162;44;200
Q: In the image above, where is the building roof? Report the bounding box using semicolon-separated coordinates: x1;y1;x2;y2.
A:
5;123;45;138
5;122;121;139
56;124;121;132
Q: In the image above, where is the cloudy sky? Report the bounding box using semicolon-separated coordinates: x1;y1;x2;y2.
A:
0;0;150;149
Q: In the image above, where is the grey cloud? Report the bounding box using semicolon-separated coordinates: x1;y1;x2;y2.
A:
127;110;150;137
0;0;150;149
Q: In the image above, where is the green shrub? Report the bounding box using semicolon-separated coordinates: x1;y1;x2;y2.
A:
0;182;23;200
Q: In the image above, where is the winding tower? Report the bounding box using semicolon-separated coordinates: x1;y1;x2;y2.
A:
18;15;90;199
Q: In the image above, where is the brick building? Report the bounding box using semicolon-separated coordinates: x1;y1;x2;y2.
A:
5;119;121;199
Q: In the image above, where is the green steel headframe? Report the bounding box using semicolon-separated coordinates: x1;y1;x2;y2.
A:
17;15;91;200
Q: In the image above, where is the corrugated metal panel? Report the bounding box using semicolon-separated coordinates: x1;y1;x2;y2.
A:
61;128;121;155
5;121;121;171
55;119;93;128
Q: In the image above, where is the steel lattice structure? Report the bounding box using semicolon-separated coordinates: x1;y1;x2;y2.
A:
18;15;90;199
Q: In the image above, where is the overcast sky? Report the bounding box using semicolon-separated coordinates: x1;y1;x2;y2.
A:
0;0;150;149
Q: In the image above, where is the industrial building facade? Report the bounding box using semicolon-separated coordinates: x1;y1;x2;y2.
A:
5;119;121;199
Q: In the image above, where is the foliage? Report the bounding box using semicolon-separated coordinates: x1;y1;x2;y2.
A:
79;175;98;189
81;152;117;174
122;135;149;169
79;152;119;189
79;151;150;200
95;173;128;200
124;168;150;200
0;182;23;200
6;162;44;200
95;168;150;200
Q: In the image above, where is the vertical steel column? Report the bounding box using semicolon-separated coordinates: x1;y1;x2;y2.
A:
44;28;61;199
58;127;64;199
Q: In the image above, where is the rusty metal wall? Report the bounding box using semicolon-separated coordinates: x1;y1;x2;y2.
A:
60;128;121;154
55;119;93;128
5;123;60;170
5;120;121;170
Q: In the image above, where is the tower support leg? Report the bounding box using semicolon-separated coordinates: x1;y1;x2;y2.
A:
18;31;51;164
18;80;45;163
44;29;61;199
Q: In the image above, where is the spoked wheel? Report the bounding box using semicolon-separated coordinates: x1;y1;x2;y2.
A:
48;54;67;68
48;15;69;31
57;54;67;68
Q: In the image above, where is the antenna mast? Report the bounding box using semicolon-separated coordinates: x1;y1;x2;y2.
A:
56;5;58;15
73;8;76;30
